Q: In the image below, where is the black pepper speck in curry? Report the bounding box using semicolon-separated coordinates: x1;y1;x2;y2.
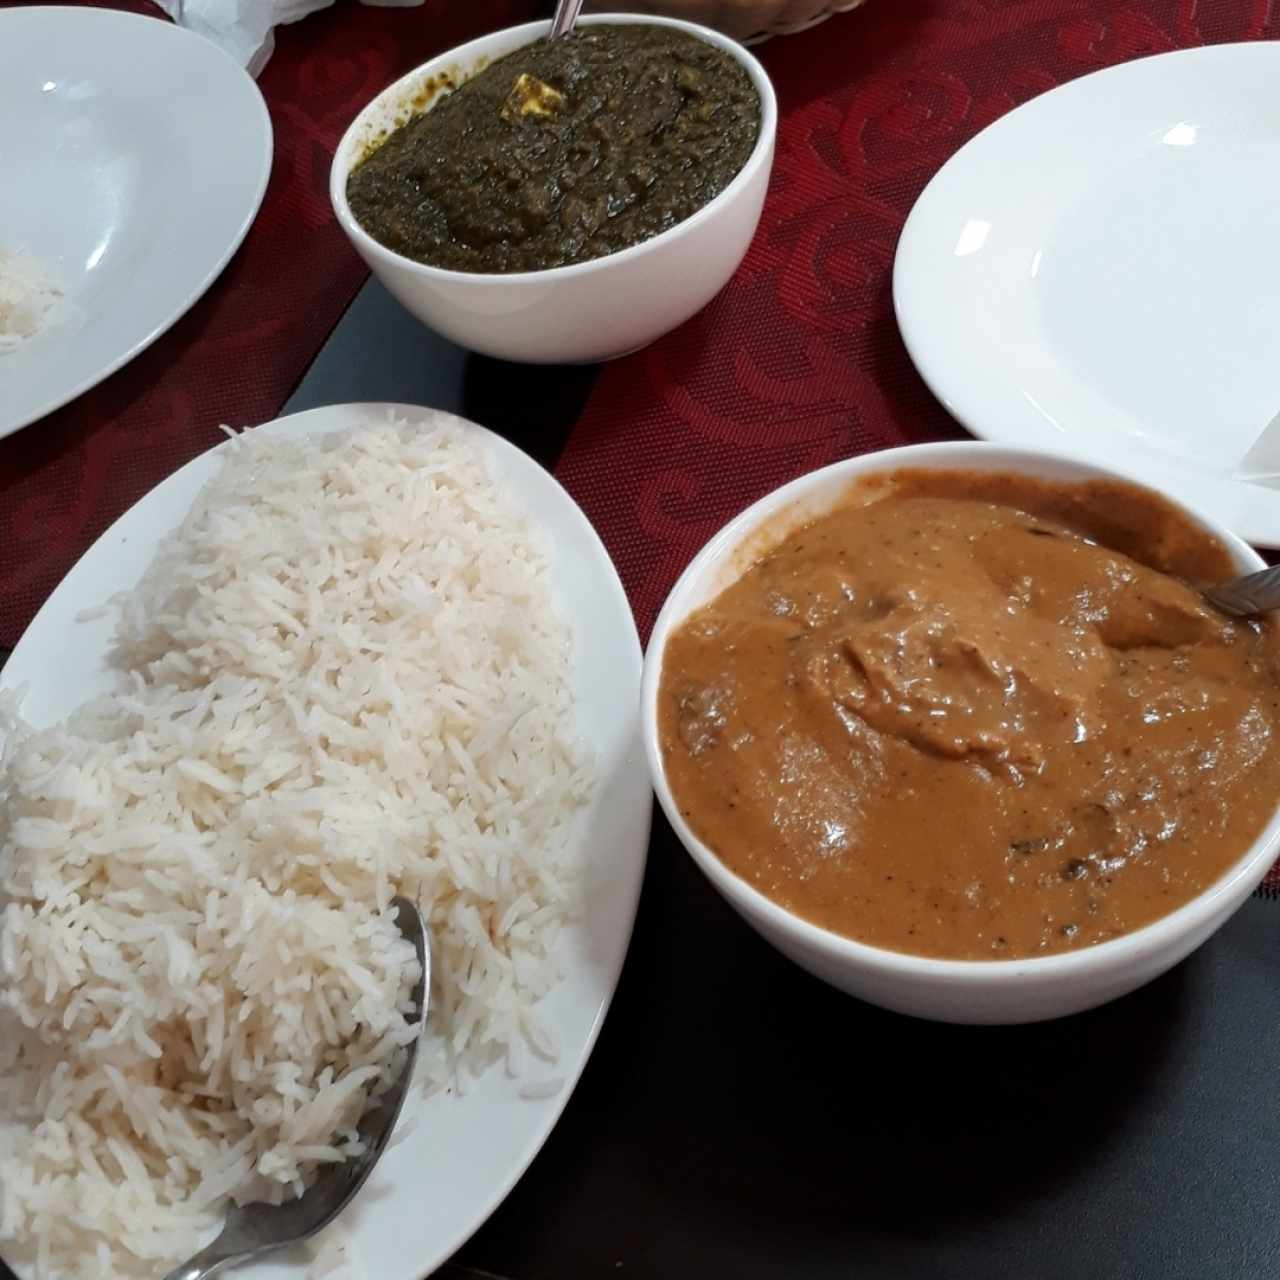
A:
345;25;760;273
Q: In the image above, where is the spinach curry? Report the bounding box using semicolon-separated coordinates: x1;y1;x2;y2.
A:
345;25;760;273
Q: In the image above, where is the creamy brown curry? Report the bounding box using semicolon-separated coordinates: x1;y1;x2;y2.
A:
658;470;1280;959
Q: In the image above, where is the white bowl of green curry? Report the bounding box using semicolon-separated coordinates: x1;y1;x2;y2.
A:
330;15;776;364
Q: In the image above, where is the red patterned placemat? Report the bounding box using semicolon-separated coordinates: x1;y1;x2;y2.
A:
0;0;535;651
551;0;1280;889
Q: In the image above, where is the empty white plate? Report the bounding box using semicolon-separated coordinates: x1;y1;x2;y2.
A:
0;6;272;439
894;42;1280;546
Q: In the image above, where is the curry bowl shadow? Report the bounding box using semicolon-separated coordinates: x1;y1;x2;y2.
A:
639;441;1280;1024
328;13;777;365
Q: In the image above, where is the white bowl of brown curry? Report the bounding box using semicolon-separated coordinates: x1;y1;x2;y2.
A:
642;443;1280;1024
329;15;776;364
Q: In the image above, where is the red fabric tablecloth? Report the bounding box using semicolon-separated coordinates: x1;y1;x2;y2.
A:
0;0;536;649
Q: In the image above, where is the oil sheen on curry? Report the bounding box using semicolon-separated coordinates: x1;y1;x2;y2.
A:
658;471;1280;960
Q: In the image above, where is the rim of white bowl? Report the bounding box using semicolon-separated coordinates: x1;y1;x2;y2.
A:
329;13;778;286
641;440;1280;986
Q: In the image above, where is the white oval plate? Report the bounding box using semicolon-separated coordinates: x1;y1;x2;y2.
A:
0;6;272;439
0;403;650;1280
893;42;1280;546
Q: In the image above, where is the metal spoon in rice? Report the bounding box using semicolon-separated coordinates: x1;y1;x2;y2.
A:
163;897;430;1280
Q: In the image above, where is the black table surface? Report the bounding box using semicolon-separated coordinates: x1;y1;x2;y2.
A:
3;280;1277;1280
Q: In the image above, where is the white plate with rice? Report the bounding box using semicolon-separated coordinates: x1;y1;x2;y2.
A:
0;7;271;438
0;403;649;1279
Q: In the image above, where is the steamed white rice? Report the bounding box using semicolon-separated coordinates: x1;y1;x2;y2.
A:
0;416;590;1278
0;249;63;353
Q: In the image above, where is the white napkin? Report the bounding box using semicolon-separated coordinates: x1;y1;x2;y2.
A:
1236;406;1280;487
156;0;424;78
